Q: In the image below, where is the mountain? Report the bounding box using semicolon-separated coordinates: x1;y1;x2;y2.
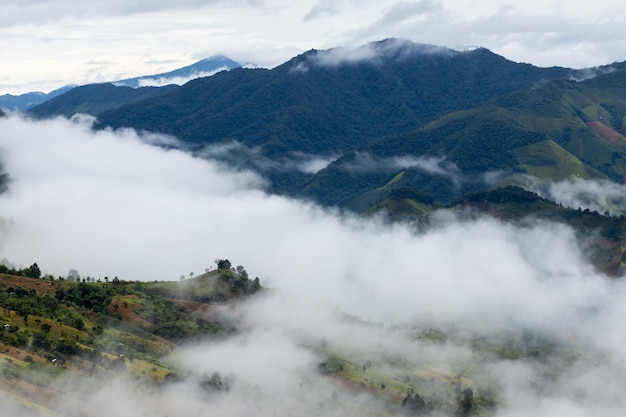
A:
91;40;575;158
86;40;626;208
0;86;74;112
6;56;241;112
0;262;261;415
25;39;626;217
298;69;626;208
113;55;241;88
28;83;179;119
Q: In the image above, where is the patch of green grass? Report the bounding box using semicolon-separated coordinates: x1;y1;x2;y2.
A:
514;139;589;180
582;104;611;121
376;171;405;191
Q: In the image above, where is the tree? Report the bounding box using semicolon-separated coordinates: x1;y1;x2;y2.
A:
215;259;232;270
41;294;58;315
25;263;41;279
74;318;85;331
56;339;80;356
236;266;248;279
67;269;80;282
458;388;474;416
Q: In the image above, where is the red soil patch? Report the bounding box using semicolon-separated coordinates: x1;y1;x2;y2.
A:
0;274;57;296
107;299;153;328
587;121;625;144
0;343;47;364
106;299;173;345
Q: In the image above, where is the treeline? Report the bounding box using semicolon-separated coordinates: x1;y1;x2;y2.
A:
0;259;262;364
0;262;41;279
459;185;626;241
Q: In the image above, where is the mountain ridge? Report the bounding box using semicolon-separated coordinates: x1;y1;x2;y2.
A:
24;39;626;218
2;56;242;112
88;40;575;154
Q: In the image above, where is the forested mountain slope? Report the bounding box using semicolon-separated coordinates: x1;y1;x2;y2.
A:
93;39;575;157
300;69;626;208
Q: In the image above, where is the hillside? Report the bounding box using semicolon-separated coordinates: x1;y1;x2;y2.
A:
91;40;574;157
27;39;574;159
28;84;178;119
299;69;626;209
0;260;262;415
28;39;626;216
112;55;241;88
361;184;626;275
6;56;240;112
0;86;75;112
454;186;626;276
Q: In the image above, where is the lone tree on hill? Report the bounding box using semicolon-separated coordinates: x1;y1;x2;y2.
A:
215;259;232;270
25;263;41;279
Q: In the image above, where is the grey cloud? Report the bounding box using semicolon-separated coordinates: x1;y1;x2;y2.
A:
0;0;260;27
302;0;381;22
377;0;443;26
336;1;626;69
303;0;343;21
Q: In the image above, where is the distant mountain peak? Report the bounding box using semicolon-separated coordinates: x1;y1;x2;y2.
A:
0;85;75;111
113;56;242;88
1;56;242;111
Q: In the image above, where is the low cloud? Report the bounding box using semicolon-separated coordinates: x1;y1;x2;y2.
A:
2;115;626;416
569;66;616;82
526;177;626;215
293;38;454;72
339;152;458;177
198;140;337;174
133;67;231;87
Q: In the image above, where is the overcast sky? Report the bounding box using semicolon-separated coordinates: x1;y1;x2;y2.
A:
2;0;626;94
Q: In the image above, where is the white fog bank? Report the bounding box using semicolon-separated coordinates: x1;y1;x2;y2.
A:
1;115;626;417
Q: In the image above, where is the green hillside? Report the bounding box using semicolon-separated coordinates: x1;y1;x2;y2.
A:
299;69;626;210
29;84;177;119
89;41;573;159
28;39;626;215
29;40;574;163
0;262;261;415
513;139;594;180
